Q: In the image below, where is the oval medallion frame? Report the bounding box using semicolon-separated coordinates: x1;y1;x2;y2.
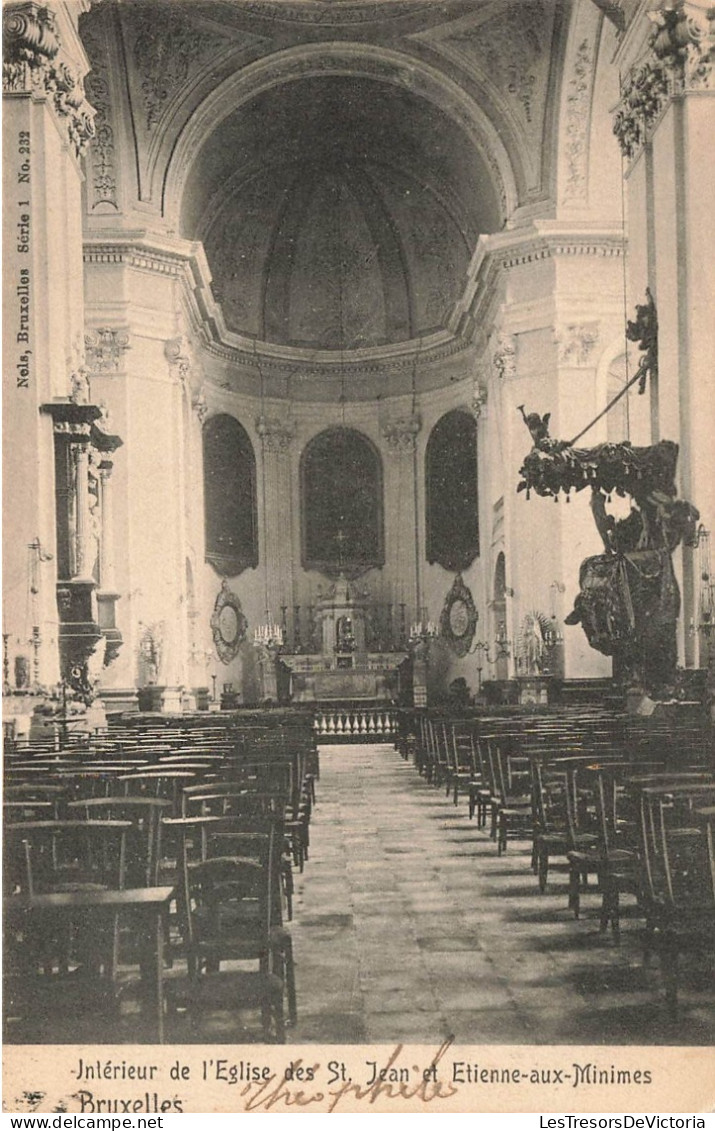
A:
210;580;247;664
439;573;478;657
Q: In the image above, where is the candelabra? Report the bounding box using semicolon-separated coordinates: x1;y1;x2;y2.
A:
469;624;511;690
493;622;511;659
542;618;564;650
409;617;438;647
253;621;284;649
688;527;714;660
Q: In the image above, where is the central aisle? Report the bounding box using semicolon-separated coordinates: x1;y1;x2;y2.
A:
288;744;715;1045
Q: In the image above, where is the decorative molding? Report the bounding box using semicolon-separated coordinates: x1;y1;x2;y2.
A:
562;36;595;204
80;15;118;211
449;2;547;126
493;334;517;381
380;414;421;456
129;8;228;132
439;573;478;659
210;580;247;665
84;327;130;374
255;414;296;453
613;1;714;161
3;3;95;158
555;321;601;366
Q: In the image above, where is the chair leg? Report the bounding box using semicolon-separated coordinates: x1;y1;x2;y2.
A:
568;863;580;918
661;938;679;1021
281;940;297;1027
538;846;548;894
498;813;507;856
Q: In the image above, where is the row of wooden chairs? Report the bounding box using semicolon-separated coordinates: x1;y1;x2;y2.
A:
409;709;714;1019
4;718;319;1042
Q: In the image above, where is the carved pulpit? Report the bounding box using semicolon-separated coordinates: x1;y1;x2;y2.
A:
281;575;407;702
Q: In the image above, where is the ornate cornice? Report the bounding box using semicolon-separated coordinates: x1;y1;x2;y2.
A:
82;227;623;401
3;2;95;158
613;1;714;162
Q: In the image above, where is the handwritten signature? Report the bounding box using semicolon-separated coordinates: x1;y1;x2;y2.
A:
239;1039;460;1113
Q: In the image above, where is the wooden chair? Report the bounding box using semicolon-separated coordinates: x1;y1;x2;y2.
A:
165;822;285;1042
638;795;715;1018
204;816;297;1024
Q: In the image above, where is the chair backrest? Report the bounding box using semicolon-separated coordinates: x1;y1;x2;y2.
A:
178;817;279;961
68;797;171;886
658;802;714;911
4;820;130;893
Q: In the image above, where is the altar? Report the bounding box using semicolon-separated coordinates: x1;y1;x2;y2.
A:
278;574;408;703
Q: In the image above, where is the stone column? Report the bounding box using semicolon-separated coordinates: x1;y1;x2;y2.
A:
256;413;296;625
3;0;94;689
381;412;421;639
612;0;715;668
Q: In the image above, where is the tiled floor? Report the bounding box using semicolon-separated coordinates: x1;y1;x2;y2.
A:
285;743;715;1046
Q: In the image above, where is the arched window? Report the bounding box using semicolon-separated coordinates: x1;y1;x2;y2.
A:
426;409;479;571
203;414;258;577
301;427;384;577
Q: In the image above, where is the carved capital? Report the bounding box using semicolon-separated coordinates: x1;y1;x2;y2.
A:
381;414;421;455
493;334;517;381
614;2;714;160
555;321;600;367
84;327;130;374
256;414;295;453
3;3;60;87
3;4;96;157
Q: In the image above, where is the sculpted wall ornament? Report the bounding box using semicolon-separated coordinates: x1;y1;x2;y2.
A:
164;337;191;384
472;383;488;420
81;17;118;211
451;1;546;126
556;321;600;367
380;414;421;456
613;1;714;160
129;9;227;131
192;388;209;424
562;37;595;204
493;334;517;381
210;581;247;666
84;328;130;374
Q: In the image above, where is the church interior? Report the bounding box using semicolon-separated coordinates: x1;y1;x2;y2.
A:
3;0;715;1051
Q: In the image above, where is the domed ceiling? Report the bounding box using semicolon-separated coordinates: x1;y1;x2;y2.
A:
181;75;502;351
